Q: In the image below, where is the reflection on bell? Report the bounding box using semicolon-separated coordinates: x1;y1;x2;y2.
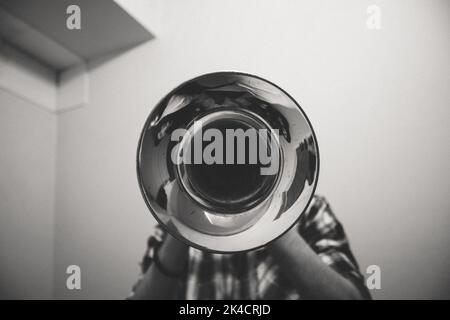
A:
137;72;319;252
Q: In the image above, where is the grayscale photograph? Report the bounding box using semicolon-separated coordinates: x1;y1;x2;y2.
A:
0;0;449;306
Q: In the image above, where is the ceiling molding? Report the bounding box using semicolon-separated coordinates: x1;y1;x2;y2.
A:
0;0;156;114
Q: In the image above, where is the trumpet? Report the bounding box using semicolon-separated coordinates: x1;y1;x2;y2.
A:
137;72;319;253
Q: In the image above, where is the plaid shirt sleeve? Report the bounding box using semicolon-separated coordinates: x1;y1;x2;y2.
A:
297;196;371;299
127;224;166;298
130;195;371;300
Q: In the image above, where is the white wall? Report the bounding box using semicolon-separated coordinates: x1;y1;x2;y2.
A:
2;0;448;299
0;90;56;299
0;43;57;111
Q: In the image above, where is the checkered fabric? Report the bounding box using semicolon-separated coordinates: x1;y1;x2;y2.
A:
130;195;370;299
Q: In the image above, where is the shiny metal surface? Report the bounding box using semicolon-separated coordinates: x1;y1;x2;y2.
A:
137;72;319;252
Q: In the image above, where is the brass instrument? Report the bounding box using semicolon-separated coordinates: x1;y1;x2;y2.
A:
137;72;319;252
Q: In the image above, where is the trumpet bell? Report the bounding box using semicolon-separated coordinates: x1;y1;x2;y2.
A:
137;72;319;252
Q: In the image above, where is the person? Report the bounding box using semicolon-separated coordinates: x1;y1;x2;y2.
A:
128;195;371;300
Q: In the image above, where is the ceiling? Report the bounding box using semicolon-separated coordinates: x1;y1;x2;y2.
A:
0;0;154;71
